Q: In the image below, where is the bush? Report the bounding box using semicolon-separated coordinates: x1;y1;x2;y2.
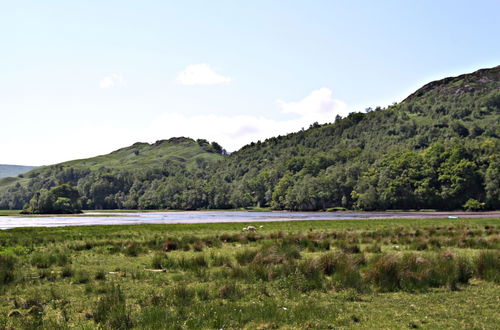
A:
463;199;486;211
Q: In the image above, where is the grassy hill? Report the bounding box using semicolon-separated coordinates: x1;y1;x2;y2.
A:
57;137;223;171
0;165;38;179
0;137;224;209
0;66;498;211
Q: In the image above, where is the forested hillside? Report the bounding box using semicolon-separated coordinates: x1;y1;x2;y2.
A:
0;165;38;179
1;66;499;211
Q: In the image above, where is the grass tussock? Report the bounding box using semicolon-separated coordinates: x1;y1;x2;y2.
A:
93;284;132;329
475;251;500;283
0;253;17;285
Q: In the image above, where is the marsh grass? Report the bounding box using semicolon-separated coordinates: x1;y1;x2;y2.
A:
30;250;70;269
0;253;16;285
475;250;500;283
93;284;132;329
0;218;498;328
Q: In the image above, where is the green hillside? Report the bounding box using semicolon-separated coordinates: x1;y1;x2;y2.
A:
0;137;224;209
58;137;223;171
1;66;498;211
212;65;500;210
0;165;38;179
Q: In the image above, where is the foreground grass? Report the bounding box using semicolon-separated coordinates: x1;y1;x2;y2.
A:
0;217;499;329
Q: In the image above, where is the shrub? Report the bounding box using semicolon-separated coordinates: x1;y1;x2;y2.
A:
463;199;486;211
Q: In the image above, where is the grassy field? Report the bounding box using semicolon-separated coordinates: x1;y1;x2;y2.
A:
0;210;21;216
0;217;499;329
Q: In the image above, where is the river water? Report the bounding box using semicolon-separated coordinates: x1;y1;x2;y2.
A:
0;211;498;230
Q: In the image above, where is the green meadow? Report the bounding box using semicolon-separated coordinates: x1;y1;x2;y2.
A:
0;217;499;329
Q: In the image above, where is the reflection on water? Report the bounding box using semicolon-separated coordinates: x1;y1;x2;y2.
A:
0;211;496;230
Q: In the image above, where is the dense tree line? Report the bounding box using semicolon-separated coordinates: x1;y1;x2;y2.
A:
1;66;499;211
23;184;82;214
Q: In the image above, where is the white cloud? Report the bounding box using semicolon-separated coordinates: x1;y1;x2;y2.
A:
277;87;349;122
144;88;348;151
177;64;232;85
99;73;126;89
1;88;348;164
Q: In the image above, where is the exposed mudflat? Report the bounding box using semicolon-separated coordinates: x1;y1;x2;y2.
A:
1;210;499;230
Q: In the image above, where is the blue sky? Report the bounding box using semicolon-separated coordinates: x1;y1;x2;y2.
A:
1;0;499;165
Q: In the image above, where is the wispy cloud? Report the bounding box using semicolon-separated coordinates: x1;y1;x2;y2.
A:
2;88;348;164
144;88;348;151
177;64;232;85
99;73;126;89
277;87;349;121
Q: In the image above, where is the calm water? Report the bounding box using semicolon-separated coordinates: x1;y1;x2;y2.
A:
0;211;498;230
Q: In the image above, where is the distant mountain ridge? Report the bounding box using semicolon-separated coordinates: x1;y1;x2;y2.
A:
0;165;38;179
0;65;498;211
